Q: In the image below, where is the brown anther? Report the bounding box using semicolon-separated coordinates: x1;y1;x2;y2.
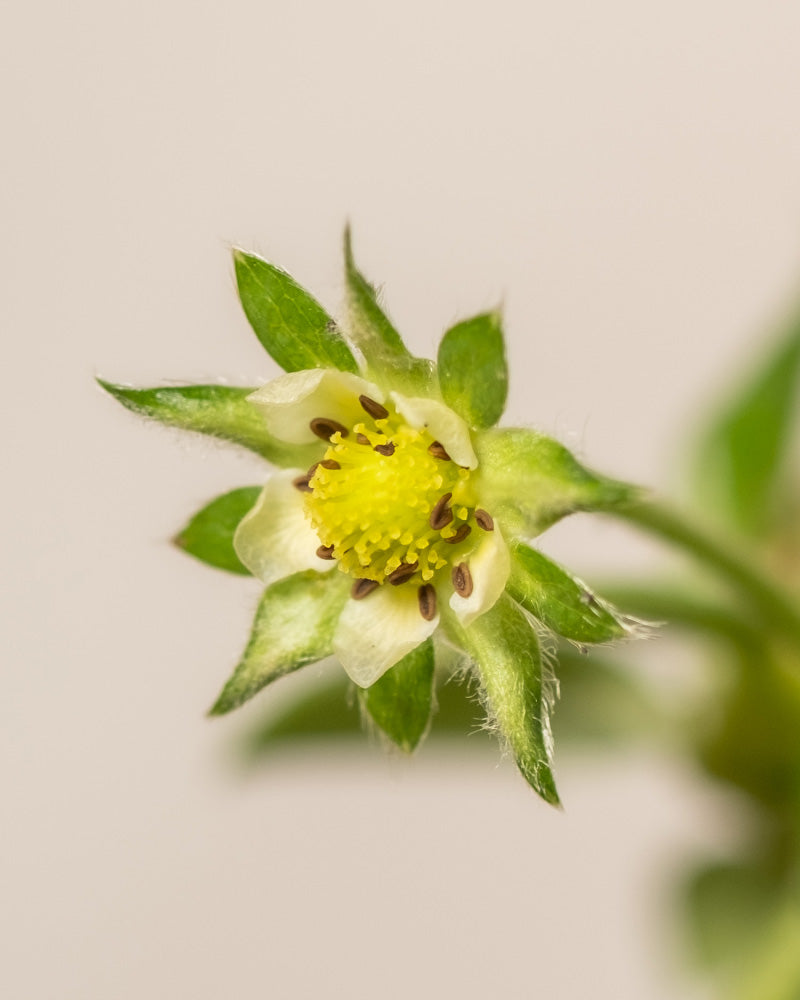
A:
418;584;437;621
316;544;336;560
429;492;454;531
292;474;313;493
320;459;341;470
306;462;320;478
444;523;472;545
374;441;395;456
452;562;474;598
351;578;379;600
387;563;417;585
427;441;452;461
474;508;495;531
356;433;371;446
359;394;389;421
310;417;349;441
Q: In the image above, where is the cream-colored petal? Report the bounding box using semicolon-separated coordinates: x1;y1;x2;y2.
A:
333;585;439;688
390;392;477;468
248;370;384;444
449;525;511;627
233;470;335;584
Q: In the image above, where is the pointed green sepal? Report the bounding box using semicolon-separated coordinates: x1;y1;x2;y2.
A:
343;228;435;393
475;427;639;537
233;248;359;374
361;638;435;752
446;594;560;805
174;487;261;575
693;304;800;539
437;311;508;428
97;380;322;466
507;543;632;643
209;570;350;715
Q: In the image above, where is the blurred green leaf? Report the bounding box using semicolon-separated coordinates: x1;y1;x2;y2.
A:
97;380;321;466
240;641;661;759
209;571;350;715
730;898;800;1000
684;860;781;971
699;653;800;815
475;427;639;538
437;311;508;429
450;594;560;804
233;248;359;374
551;645;665;747
343;228;435;393
243;669;489;758
693;306;800;539
174;487;260;575
602;583;761;653
362;639;435;752
507;543;631;643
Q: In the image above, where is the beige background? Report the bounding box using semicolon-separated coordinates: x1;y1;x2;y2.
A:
4;1;800;997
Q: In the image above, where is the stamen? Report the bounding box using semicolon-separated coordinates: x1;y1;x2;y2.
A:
444;523;471;545
374;442;396;456
387;563;417;585
351;578;379;600
293;474;313;492
429;492;454;531
452;562;474;597
316;544;336;560
356;433;371;446
428;441;451;461
320;459;341;470
475;508;494;531
310;417;349;441
359;395;389;420
418;584;437;621
307;462;320;478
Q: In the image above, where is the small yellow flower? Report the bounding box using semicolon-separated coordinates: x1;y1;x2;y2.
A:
235;369;510;687
100;231;639;804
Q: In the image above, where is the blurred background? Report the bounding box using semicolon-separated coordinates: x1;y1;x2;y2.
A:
4;1;800;996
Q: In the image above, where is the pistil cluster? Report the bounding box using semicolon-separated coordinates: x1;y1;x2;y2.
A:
299;393;495;620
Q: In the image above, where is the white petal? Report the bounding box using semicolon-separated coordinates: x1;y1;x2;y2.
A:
233;470;335;584
390;392;477;468
333;585;439;688
248;370;384;444
449;525;511;627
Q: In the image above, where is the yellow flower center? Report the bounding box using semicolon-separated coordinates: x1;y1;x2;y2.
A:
304;398;479;587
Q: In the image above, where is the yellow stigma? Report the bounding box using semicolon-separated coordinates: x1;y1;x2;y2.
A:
304;402;477;585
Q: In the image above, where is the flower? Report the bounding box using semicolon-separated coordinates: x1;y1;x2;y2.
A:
234;367;511;687
100;231;640;805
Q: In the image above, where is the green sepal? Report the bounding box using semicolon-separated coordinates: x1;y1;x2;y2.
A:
233;248;359;374
174;487;261;575
446;594;560;805
692;305;800;539
507;543;631;643
437;311;508;428
361;639;435;752
97;380;321;466
475;427;639;537
343;228;435;394
209;570;350;715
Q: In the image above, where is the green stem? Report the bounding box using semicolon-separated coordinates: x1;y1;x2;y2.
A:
606;498;800;646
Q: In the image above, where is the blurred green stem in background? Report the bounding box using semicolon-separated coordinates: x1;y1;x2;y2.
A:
610;498;800;648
